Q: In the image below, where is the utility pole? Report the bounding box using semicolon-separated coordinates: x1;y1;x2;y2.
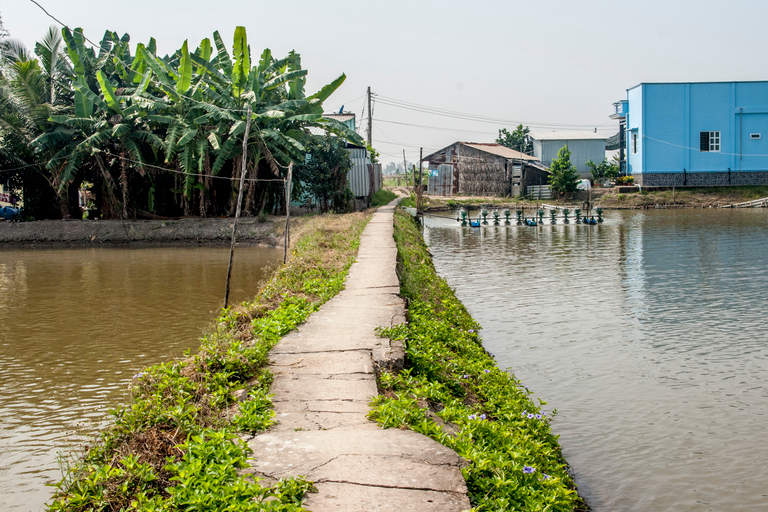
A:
417;147;423;211
367;86;372;147
403;149;409;189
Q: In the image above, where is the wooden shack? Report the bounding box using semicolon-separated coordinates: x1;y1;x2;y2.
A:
424;142;549;197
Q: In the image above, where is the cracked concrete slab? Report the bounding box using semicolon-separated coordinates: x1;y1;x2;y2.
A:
247;200;471;511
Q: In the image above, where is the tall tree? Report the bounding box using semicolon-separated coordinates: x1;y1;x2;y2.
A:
496;124;533;154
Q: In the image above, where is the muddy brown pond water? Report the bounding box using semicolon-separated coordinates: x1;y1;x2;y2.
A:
0;245;281;511
423;208;768;512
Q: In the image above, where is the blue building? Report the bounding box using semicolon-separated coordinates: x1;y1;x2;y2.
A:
618;81;768;187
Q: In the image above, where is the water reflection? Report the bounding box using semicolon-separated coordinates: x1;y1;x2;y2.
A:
0;246;281;511
423;209;768;512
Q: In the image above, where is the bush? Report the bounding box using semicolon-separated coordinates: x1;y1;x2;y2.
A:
548;145;580;196
616;176;635;185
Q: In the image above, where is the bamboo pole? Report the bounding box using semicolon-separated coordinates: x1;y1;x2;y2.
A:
224;104;252;309
283;162;293;264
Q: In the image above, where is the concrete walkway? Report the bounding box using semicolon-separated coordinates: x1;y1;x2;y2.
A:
246;202;471;511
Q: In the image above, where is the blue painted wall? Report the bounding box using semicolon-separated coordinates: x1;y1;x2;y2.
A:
626;81;768;176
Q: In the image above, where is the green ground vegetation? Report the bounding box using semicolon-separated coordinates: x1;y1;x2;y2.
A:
49;212;370;511
369;209;585;512
370;188;397;207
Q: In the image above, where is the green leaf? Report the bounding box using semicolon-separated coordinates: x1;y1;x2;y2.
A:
177;128;199;147
73;78;108;113
176;40;192;94
61;27;86;75
212;30;233;76
263;69;308;91
73;77;94;117
96;70;124;115
231;26;250;96
308;74;346;104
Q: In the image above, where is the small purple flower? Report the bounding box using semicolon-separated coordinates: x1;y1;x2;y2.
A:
542;473;550;480
522;410;527;416
484;369;490;374
523;466;536;474
468;414;476;420
462;374;470;379
527;413;535;419
535;414;542;420
468;329;474;333
479;414;487;420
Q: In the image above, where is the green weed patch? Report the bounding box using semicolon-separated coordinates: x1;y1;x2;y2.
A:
371;189;397;207
369;209;585;511
50;213;370;511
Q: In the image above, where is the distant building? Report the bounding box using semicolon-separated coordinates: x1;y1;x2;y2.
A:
530;131;609;178
313;113;381;199
423;142;548;197
620;81;768;187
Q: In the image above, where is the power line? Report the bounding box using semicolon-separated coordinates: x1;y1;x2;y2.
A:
375;94;612;130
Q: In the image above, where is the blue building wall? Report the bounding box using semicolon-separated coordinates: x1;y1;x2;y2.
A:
626;81;768;187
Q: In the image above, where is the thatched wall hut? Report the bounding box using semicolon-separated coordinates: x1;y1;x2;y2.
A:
424;142;549;197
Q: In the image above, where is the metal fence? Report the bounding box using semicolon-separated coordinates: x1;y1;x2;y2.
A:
526;185;552;199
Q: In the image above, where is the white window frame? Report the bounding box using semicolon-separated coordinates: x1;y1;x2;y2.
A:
709;131;720;152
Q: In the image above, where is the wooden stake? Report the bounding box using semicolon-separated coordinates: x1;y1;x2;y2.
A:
224;104;252;309
284;162;293;264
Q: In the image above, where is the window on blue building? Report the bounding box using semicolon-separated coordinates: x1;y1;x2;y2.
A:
700;131;720;152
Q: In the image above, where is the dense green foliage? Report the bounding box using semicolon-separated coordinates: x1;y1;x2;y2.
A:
294;133;353;213
547;145;580;196
0;26;361;219
586;158;619;184
370;188;396;207
49;213;370;511
496;124;533;155
369;210;584;511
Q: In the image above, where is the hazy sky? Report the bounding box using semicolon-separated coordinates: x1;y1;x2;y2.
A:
4;0;768;165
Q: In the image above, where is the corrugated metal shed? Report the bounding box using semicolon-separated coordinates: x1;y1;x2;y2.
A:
530;132;608;178
347;147;381;198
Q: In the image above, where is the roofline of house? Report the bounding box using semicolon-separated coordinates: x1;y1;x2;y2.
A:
627;80;768;92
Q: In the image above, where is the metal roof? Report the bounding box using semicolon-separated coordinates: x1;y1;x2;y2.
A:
529;130;610;141
462;143;539;160
424;142;539;162
323;113;356;122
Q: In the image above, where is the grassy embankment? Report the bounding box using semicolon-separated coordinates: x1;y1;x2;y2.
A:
49;212;371;512
369;209;585;512
408;185;768;210
597;185;768;208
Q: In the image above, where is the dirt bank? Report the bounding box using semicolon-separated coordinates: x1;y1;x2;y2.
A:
0;217;288;247
410;185;768;210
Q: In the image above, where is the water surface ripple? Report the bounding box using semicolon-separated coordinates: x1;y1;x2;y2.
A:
0;246;280;511
423;209;768;512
